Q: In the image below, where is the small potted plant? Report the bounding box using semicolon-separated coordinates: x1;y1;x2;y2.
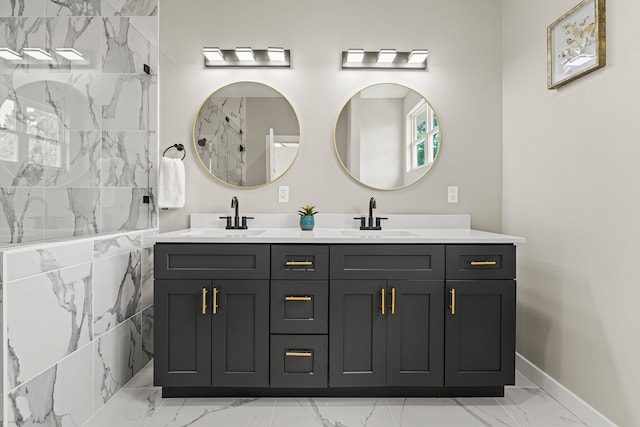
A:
297;205;318;230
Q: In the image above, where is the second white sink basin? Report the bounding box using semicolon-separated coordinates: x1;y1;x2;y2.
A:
340;230;418;237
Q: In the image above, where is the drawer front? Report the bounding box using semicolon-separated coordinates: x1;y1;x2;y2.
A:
446;245;516;280
270;335;328;388
154;244;270;279
330;245;445;280
270;281;328;334
271;245;329;280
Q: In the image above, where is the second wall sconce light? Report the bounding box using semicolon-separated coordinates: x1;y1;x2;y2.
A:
341;49;429;70
203;47;291;68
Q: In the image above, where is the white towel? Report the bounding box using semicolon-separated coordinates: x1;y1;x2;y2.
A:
158;157;185;208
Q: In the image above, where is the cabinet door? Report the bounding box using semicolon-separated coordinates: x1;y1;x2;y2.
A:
211;280;269;387
387;280;444;387
154;279;212;386
329;280;387;387
445;280;516;386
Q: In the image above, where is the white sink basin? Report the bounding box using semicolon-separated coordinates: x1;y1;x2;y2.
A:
178;229;266;237
340;230;418;237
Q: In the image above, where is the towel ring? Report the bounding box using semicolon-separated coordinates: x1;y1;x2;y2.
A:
163;143;186;160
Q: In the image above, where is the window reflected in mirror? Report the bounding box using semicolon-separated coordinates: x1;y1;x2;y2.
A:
0;98;62;168
334;83;441;190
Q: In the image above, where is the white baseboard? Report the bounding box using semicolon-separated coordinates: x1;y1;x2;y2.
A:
516;353;618;427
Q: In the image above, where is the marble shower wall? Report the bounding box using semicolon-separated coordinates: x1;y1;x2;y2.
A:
194;96;247;186
1;229;154;426
0;0;158;245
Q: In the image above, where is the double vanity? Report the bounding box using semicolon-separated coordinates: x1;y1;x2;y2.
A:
151;214;524;398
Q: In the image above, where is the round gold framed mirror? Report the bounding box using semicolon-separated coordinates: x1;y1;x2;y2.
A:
334;83;441;190
193;82;301;188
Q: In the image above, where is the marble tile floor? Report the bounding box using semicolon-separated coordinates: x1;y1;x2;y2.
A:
83;363;588;427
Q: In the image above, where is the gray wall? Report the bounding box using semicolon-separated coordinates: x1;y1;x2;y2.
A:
503;1;640;426
159;0;503;232
246;97;299;187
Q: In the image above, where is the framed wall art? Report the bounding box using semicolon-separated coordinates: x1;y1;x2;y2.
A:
547;0;606;90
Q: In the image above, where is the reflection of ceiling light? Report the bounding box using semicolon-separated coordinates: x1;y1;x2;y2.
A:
378;49;396;63
23;48;53;60
267;47;285;61
346;49;365;63
203;47;224;61
0;48;22;60
407;49;429;64
55;48;84;61
235;47;254;61
566;54;594;67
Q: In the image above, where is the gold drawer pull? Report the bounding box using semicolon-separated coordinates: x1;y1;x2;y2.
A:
202;288;207;315
381;288;385;315
470;261;497;266
285;351;312;357
285;296;312;301
450;288;456;315
213;287;219;314
391;287;396;315
285;261;313;266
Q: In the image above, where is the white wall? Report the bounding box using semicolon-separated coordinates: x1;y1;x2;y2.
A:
158;0;503;232
360;98;403;188
502;1;640;426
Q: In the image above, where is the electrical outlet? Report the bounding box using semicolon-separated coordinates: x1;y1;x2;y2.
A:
278;186;289;203
448;186;459;203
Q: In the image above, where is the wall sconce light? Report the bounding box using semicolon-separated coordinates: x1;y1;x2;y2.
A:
341;49;429;70
267;47;285;61
203;47;291;68
55;48;85;61
0;48;22;60
203;47;224;62
346;49;365;63
22;48;54;61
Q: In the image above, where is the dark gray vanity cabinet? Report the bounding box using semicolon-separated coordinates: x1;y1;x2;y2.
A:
444;245;517;386
154;241;517;397
329;245;446;388
154;244;270;388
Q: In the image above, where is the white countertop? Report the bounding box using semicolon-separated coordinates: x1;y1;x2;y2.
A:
148;214;525;245
149;227;525;244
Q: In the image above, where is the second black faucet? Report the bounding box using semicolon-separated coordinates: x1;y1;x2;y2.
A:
354;197;388;230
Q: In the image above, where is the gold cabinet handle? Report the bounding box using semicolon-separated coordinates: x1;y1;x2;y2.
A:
391;287;396;315
381;288;385;315
285;296;312;301
285;351;312;357
470;261;497;266
285;261;313;266
450;288;456;315
213;287;219;314
202;288;207;315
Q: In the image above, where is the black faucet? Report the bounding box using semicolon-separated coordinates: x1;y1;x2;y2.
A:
220;196;253;229
368;197;376;228
231;196;240;227
354;197;388;230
